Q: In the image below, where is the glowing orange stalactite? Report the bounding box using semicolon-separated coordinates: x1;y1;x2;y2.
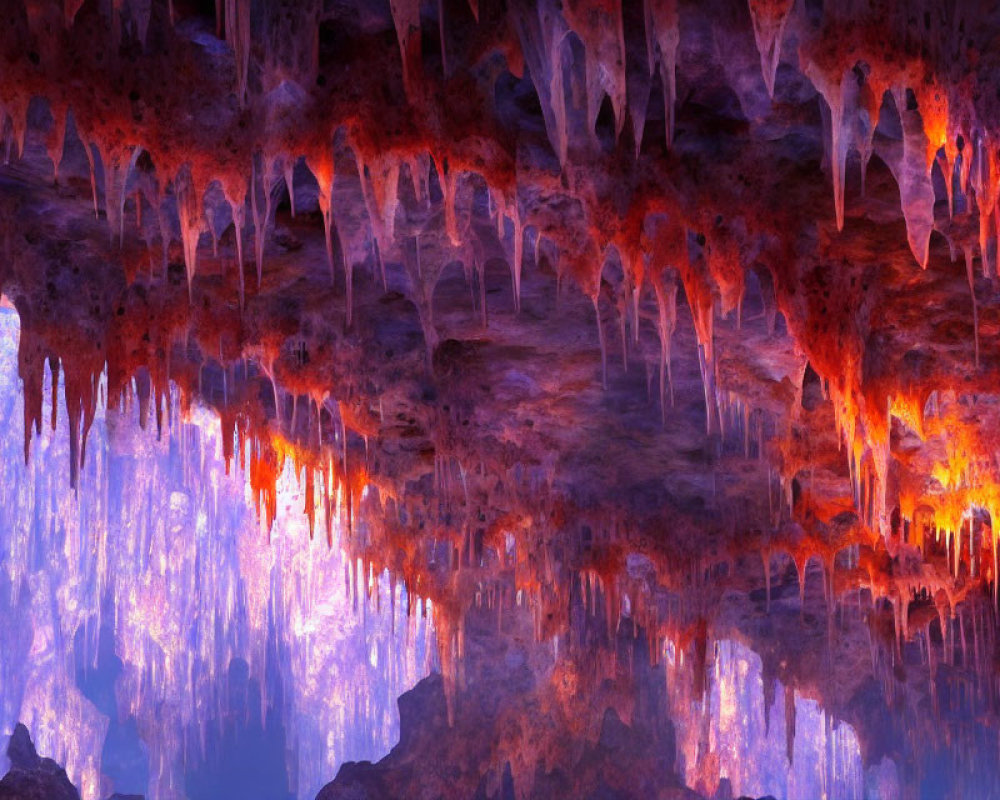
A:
916;80;950;178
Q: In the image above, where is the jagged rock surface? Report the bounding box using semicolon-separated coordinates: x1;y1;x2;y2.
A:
0;724;80;800
0;0;999;797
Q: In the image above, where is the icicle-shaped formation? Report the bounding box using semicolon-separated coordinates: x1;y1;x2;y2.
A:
509;0;572;166
803;61;848;231
644;0;679;148
389;0;423;101
564;0;628;143
251;153;280;288
652;267;678;421
103;145;141;247
307;147;337;283
45;104;68;182
0;305;436;799
971;132;1000;280
174;164;202;298
222;174;249;309
283;155;297;217
664;636;874;799
964;245;980;369
916;81;949;180
435;154;463;247
355;146;400;289
225;0;252;106
0;92;29;164
644;215;682;420
853;72;888;198
747;0;794;98
63;0;87;26
883;87;936;268
500;194;524;312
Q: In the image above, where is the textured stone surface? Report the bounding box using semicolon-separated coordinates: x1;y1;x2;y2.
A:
0;0;998;796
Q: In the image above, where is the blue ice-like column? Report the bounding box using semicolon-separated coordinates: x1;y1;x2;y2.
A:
0;307;434;800
667;636;898;800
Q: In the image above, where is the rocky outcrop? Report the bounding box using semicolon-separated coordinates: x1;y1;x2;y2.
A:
317;609;700;800
0;724;80;800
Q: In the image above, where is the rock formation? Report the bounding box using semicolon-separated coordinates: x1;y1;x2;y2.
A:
0;0;998;797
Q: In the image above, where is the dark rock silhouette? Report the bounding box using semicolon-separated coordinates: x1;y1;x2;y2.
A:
0;724;80;800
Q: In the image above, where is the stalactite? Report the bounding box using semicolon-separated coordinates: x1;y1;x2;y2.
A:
652;269;677;421
225;0;252;106
97;144;141;248
388;0;423;101
971;133;1000;279
747;0;794;98
565;0;628;143
175;164;202;300
509;202;523;312
436;155;463;247
594;294;607;390
644;0;679;148
251;153;279;288
45;105;68;182
283;156;297;217
804;63;848;232
884;87;936;268
222;176;248;310
965;246;980;370
307;149;337;283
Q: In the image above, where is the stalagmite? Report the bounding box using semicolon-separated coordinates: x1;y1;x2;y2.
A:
747;0;794;98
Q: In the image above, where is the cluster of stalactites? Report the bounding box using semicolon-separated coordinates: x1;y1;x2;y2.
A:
893;394;1000;595
510;0;677;166
797;19;1000;281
